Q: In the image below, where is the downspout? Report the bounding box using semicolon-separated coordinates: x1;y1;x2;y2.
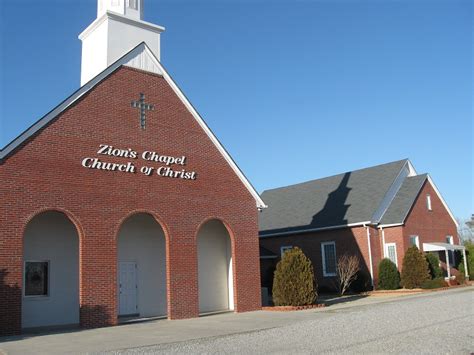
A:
364;224;374;287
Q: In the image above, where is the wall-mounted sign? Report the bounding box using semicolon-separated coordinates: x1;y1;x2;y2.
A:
81;144;197;180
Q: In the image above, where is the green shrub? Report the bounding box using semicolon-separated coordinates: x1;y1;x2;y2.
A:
401;246;430;289
460;241;474;281
377;258;400;290
350;270;371;293
425;253;443;279
421;278;448;289
453;269;466;285
272;247;317;306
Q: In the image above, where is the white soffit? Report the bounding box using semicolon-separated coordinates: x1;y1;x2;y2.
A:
0;43;266;209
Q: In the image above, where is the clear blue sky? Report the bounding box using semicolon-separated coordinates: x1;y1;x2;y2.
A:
0;0;472;220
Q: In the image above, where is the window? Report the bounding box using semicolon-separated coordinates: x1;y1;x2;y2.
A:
410;235;420;249
127;0;138;9
321;242;336;277
385;243;398;267
24;261;49;296
426;194;432;211
280;246;293;257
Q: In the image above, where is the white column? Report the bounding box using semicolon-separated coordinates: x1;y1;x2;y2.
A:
445;249;451;279
462;248;469;278
365;225;374;287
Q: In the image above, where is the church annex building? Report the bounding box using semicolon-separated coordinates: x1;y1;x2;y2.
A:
0;0;265;335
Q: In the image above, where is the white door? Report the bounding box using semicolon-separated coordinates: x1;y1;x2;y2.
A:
119;262;138;316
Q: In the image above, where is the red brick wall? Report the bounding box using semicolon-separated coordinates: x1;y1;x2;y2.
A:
0;66;261;335
403;180;458;246
381;226;405;268
381;179;457;272
259;226;376;292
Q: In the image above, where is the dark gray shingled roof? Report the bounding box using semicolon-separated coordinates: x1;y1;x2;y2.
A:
259;159;409;236
379;174;427;225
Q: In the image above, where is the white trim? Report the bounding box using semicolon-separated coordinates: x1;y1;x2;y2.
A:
280;246;293;257
0;43;266;209
385;243;398;267
422;242;465;252
259;221;372;238
406;160;418;176
79;11;165;41
321;241;337;277
372;160;410;223
426;175;458;227
378;223;404;228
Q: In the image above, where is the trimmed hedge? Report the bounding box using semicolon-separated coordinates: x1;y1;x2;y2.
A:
401;246;430;289
425;253;443;279
378;258;400;290
272;247;317;306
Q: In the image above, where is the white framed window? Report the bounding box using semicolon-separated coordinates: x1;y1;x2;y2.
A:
24;260;49;297
385;243;398;267
280;246;293;257
321;242;337;277
426;194;432;211
409;235;420;249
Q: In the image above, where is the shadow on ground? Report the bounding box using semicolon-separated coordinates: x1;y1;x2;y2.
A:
318;294;369;307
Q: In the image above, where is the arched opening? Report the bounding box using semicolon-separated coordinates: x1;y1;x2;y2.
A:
197;219;234;313
22;211;80;329
117;213;167;319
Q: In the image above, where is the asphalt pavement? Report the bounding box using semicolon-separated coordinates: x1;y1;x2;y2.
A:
1;287;473;354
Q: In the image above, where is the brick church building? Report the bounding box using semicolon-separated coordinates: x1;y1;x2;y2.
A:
0;0;265;335
259;159;468;294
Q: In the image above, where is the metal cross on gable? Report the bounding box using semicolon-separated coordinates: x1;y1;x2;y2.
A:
131;93;154;130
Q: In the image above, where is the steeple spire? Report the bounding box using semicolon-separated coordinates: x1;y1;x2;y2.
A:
79;0;164;85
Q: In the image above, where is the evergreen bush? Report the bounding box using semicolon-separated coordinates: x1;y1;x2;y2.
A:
460;241;474;281
425;253;443;279
272;247;317;306
377;258;400;290
400;246;430;289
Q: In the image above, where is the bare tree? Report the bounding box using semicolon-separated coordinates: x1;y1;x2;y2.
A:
336;254;360;295
457;216;474;243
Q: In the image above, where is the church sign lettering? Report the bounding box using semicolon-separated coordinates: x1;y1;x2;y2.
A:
81;144;197;180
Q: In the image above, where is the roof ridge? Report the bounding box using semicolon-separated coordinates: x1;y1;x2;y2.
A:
261;158;409;194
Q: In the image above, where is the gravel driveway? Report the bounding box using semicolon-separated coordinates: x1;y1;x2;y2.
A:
110;288;474;354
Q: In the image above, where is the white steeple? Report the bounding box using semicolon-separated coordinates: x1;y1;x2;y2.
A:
97;0;143;21
79;0;164;85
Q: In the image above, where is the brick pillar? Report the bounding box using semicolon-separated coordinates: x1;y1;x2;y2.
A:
80;225;117;328
0;218;22;335
233;225;262;313
167;230;198;319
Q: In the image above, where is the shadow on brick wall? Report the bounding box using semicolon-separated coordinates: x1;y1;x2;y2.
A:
80;304;114;329
0;269;21;336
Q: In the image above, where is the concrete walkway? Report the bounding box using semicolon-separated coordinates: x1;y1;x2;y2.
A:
1;287;472;354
